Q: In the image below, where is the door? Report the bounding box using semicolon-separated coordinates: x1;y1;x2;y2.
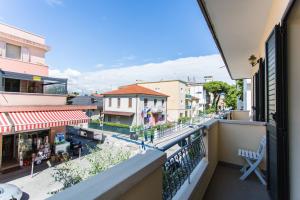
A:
265;25;289;200
2;135;14;162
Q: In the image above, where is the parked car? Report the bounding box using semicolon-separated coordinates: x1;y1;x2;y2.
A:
0;184;22;200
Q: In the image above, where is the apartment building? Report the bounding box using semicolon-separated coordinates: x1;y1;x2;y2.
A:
102;85;168;127
187;82;206;113
0;23;94;171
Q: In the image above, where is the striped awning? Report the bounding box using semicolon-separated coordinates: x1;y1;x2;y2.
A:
8;110;89;132
0;113;11;133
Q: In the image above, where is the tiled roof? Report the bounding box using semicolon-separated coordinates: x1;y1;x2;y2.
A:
102;85;168;97
0;105;97;112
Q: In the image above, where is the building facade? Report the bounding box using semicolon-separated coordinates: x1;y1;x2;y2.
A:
187;82;207;114
138;80;206;122
102;85;167;127
0;23;92;170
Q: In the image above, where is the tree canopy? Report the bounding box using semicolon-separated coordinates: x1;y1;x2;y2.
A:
204;81;230;111
204;81;241;112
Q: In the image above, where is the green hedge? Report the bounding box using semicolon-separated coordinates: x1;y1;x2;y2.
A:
103;122;130;128
178;117;191;123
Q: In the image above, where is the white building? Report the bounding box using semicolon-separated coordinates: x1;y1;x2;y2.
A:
102;85;168;127
187;82;207;113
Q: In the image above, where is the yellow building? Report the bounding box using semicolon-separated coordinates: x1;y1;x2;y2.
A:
138;80;192;122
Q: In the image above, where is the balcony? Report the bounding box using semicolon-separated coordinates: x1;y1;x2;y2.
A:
0;92;67;106
185;94;192;99
49;118;267;200
151;105;165;113
0;57;48;76
185;105;192;109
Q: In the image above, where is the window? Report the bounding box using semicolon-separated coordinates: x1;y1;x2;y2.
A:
144;98;148;107
128;98;132;108
109;98;112;107
162;99;165;106
154;99;157;106
6;43;21;59
4;78;20;92
117;98;121;108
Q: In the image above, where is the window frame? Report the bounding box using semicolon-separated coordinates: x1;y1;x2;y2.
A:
6;43;21;60
128;97;132;108
109;98;112;107
117;98;121;108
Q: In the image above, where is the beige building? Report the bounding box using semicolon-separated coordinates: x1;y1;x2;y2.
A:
138;80;194;122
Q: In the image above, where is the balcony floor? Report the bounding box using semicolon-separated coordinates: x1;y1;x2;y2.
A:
203;164;270;200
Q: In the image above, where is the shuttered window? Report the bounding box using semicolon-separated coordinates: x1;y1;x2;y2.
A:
266;32;276;126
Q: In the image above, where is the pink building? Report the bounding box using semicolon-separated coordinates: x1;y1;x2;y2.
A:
0;23;94;171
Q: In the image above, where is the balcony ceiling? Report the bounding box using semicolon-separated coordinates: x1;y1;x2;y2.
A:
198;0;272;79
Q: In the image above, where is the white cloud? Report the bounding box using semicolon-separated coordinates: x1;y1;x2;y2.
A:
45;0;63;6
49;54;233;94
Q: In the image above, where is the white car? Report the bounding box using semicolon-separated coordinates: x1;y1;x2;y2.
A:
0;184;23;200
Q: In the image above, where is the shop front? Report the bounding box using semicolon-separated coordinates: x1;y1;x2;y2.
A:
0;108;90;171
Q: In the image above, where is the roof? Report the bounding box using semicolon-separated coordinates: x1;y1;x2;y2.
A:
102;85;168;97
102;111;134;117
137;80;187;84
0;105;97;112
70;96;103;108
92;94;104;97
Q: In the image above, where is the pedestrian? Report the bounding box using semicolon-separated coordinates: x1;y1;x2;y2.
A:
141;140;146;150
144;131;148;141
150;130;154;143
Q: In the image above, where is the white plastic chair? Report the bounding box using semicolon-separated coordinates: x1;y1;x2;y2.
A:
238;135;266;185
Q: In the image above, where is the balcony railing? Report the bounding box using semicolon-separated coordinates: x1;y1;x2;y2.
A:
159;127;206;200
151;105;165;113
185;94;192;99
186;105;192;109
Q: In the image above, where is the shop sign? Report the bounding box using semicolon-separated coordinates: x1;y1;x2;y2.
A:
33;75;42;81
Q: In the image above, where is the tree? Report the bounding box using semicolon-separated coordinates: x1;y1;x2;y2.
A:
224;85;238;109
204;81;229;111
51;144;131;194
236;79;244;101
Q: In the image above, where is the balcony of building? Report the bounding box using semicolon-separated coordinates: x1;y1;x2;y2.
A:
0;70;67;106
0;56;48;76
49;118;267;200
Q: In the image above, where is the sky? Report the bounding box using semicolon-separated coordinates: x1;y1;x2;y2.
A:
0;0;232;93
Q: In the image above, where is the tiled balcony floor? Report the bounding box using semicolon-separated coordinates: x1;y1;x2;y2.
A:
203;164;270;200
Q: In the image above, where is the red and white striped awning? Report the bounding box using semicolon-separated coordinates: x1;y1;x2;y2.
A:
9;110;89;132
0;113;11;133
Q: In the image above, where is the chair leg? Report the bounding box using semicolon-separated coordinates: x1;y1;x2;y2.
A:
254;168;266;185
240;159;255;181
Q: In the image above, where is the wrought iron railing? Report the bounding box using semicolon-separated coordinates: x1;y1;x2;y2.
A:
157;123;189;139
159;127;206;200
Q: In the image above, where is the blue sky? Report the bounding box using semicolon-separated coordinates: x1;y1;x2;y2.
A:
0;0;230;93
0;0;218;70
